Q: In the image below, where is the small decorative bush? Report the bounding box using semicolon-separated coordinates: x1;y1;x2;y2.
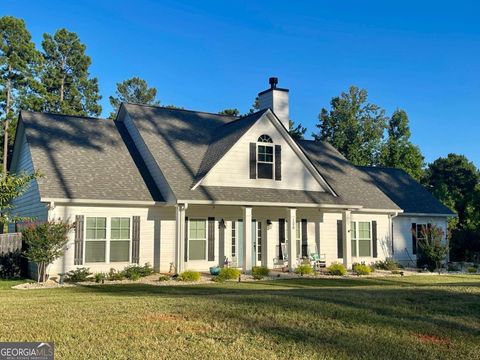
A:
158;275;170;282
467;267;477;273
447;263;460;272
252;266;269;280
107;268;126;281
66;267;92;282
373;259;399;271
0;250;23;279
138;263;154;277
218;267;241;281
94;272;105;283
327;263;347;276
294;264;313;276
178;270;201;282
353;263;372;275
124;265;143;281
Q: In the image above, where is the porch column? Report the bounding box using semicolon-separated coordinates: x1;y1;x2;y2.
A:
342;210;352;269
287;208;297;271
242;207;253;272
175;203;187;273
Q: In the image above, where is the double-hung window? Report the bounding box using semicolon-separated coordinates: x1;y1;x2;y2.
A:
257;135;274;179
351;221;372;257
110;217;131;262
189;219;207;261
85;217;107;263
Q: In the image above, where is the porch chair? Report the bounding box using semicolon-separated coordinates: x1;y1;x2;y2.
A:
310;252;327;271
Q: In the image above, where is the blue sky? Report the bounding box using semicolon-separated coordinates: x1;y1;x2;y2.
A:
3;0;480;166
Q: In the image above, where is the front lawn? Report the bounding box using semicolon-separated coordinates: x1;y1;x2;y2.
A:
0;275;479;359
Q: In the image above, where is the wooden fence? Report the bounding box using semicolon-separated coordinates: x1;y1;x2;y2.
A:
0;233;22;254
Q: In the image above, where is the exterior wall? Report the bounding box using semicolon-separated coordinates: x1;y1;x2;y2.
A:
9;132;48;232
202;115;325;192
393;215;448;267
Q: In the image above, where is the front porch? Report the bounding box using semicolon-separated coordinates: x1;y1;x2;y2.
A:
173;204;390;273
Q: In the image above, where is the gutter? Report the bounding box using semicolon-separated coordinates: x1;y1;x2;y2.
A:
41;198;165;207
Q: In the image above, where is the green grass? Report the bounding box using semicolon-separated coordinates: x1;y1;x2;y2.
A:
0;275;479;359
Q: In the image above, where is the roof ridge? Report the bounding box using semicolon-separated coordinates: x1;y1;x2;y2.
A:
20;110;108;122
123;102;240;119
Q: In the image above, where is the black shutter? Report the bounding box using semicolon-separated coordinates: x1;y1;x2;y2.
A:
372;221;378;258
411;223;417;255
275;145;282;181
337;220;343;259
208;217;215;261
249;143;256;179
219;221;225;266
301;219;308;257
132;216;140;264
279;218;285;260
184;217;188;262
74;215;84;265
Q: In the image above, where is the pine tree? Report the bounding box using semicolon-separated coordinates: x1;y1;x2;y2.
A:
218;108;240;116
289;120;307;140
41;28;101;117
109;77;159;118
0;16;42;173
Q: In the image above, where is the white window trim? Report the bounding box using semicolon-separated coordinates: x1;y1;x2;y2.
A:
83;216;133;265
351;221;372;258
256;141;275;180
188;218;208;262
110;217;132;263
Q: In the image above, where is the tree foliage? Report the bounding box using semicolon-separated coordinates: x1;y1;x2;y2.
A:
218;108;240;116
0;16;42;172
313;86;387;166
417;224;449;273
380;109;424;180
289;120;307;140
109;77;159;118
41;28;101;117
22;220;73;282
0;171;40;232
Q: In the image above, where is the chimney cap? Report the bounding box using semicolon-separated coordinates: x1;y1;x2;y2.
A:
269;77;278;89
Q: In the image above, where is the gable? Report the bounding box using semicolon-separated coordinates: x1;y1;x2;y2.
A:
200;114;326;192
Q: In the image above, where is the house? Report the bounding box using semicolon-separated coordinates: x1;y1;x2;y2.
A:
357;166;455;267
9;78;453;276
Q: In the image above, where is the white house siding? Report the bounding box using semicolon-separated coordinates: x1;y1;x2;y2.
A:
9;132;48;232
393;215;448;267
202;115;325;192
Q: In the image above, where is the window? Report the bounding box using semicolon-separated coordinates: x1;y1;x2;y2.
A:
231;221;236;258
415;224;427;254
189;219;207;261
110;218;130;262
257;134;274;179
351;221;371;257
296;221;301;259
85;217;106;263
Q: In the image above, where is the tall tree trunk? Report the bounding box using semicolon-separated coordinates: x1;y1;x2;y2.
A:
2;76;12;175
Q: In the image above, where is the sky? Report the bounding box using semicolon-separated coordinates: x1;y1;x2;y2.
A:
3;0;480;167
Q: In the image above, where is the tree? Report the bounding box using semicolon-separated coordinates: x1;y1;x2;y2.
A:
109;77;159;118
41;28;101;117
0;16;42;173
380;109;424;180
416;224;449;273
248;96;260;114
423;154;479;227
313;86;387;166
0;171;40;233
22;220;73;282
218;108;240;116
289;120;307;140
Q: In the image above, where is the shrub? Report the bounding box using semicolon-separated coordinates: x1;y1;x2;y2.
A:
294;264;313;276
124;265;143;281
218;267;241;281
66;267;92;282
467;267;477;273
0;249;23;279
107;268;125;281
373;259;399;271
138;263;154;277
327;263;347;276
158;275;170;282
353;263;372;275
252;266;269;280
178;270;201;282
94;272;105;283
447;263;460;272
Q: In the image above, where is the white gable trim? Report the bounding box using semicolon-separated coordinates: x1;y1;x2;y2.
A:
192;109;337;196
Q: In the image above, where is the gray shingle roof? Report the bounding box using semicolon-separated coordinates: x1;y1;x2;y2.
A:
357;166;455;215
297;140;401;210
19;111;163;202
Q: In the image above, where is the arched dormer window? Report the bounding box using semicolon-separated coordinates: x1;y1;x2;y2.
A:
257;134;274;179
